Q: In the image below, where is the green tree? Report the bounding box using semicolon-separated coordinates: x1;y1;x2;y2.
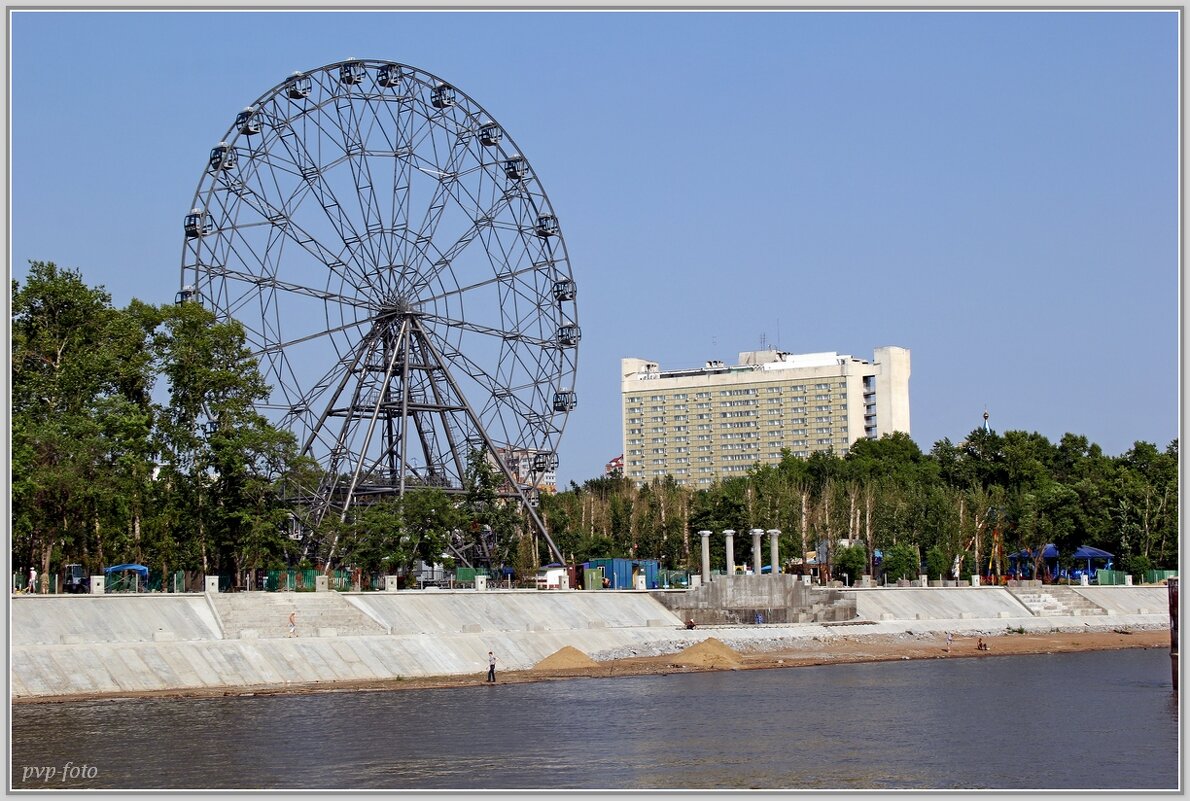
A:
881;542;920;582
12;263;158;585
152;301;299;583
834;543;867;584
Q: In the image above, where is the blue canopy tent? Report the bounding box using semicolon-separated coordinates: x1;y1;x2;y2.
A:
1071;546;1113;582
104;563;149;591
1008;544;1058;579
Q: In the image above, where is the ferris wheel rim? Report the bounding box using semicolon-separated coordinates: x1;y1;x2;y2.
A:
179;59;579;499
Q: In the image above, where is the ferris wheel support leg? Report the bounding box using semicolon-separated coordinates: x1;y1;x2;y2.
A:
324;319;409;573
414;317;566;565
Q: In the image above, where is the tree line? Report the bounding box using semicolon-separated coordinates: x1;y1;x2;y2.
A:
539;425;1178;582
12;262;1178;587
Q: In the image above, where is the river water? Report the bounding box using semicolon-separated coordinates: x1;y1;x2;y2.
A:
10;648;1179;791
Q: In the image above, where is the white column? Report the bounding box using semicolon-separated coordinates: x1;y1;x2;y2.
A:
750;528;764;575
723;530;736;575
767;529;781;575
700;530;712;584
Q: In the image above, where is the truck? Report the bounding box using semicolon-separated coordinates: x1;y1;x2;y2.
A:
63;563;88;593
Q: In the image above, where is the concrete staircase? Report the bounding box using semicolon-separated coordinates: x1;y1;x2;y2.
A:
211;592;389;638
1009;586;1108;617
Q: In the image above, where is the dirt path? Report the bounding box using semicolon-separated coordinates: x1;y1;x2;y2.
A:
16;628;1170;705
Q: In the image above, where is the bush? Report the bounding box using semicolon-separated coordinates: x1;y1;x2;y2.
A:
925;545;949;581
1123;553;1153;581
834;544;867;583
882;543;919;582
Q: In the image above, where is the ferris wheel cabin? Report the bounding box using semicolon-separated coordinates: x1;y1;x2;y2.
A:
377;64;402;88
175;285;199;305
183;209;208;238
535;215;559;238
431;83;456;108
553;390;578;412
503;156;527;181
235;107;260;136
553;279;577;302
557;324;581;347
532;452;559;473
479;122;502;147
339;60;366;85
286;72;311;100
208;143;236;171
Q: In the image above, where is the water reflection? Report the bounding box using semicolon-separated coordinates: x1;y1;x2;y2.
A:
11;648;1178;790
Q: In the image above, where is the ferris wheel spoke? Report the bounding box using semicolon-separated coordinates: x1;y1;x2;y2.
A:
265;330;366;428
418;261;551;305
232;157;372;294
409;190;520;296
331;95;387;271
200;263;369;310
426;314;554;350
375;95;438;270
255;314;375;357
401;117;479;262
421;326;549;432
270;116;372;279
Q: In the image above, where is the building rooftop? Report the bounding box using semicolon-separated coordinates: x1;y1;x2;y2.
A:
624;349;870;381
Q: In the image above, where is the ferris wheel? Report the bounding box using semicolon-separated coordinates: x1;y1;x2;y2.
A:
179;59;577;565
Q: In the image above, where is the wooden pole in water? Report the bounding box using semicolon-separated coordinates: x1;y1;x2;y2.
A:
1168;577;1178;692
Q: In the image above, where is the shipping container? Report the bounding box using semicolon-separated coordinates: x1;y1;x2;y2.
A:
635;559;660;589
588;558;633;589
586;558;663;589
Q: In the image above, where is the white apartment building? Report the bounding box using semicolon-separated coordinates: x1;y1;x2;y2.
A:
621;346;910;487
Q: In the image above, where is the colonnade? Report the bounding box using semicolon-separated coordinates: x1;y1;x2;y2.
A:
698;528;782;585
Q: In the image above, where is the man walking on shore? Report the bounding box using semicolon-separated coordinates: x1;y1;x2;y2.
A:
487;650;497;683
288;609;297;638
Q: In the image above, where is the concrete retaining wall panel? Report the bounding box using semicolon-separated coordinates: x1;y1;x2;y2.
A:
1072;586;1169;614
851;587;1032;621
12;595;223;645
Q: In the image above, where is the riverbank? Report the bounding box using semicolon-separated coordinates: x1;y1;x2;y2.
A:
15;625;1170;705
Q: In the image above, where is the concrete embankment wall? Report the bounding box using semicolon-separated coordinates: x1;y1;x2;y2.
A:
348;591;677;635
1072;587;1170;615
848;585;1172;622
12;595;223;645
11;585;1172;700
850;587;1033;621
11;590;687;700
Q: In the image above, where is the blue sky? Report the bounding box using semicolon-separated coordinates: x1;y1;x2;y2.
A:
10;9;1180;487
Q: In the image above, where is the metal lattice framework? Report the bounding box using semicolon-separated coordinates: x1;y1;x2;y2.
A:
179;59;577;565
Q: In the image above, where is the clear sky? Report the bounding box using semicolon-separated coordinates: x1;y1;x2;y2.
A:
9;9;1181;487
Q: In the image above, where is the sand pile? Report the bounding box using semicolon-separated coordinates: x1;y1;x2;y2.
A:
671;637;743;668
533;646;600;670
